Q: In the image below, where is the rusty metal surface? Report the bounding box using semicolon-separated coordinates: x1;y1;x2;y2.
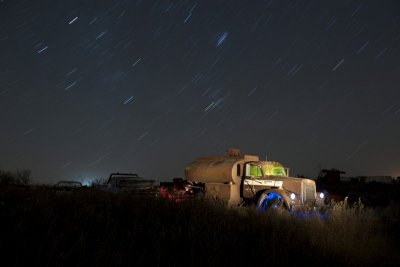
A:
185;154;259;184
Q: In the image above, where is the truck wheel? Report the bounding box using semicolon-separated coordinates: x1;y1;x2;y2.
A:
257;192;284;213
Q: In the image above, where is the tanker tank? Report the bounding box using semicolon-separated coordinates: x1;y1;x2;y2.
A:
185;154;259;184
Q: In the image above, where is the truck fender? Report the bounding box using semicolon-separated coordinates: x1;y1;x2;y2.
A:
256;189;291;211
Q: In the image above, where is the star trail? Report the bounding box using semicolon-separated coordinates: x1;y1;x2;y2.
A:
0;0;399;184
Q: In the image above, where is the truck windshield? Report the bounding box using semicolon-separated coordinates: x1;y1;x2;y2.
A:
247;163;287;178
261;164;287;176
271;166;286;176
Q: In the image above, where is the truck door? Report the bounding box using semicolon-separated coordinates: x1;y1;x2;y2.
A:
241;162;263;199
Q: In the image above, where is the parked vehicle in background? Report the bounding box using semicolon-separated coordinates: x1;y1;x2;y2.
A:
316;168;400;207
54;180;87;192
94;173;159;196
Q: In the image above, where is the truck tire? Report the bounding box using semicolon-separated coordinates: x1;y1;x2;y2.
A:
257;191;284;213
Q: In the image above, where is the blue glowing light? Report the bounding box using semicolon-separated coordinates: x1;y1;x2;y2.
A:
81;179;91;187
294;211;329;221
258;192;283;213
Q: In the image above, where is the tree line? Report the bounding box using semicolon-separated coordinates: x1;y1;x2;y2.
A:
0;169;31;186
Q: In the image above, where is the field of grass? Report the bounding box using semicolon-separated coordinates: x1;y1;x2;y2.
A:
1;185;399;266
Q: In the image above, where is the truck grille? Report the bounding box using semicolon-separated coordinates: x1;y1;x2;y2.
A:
303;184;315;205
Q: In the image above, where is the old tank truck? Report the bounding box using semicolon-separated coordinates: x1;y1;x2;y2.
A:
161;148;325;212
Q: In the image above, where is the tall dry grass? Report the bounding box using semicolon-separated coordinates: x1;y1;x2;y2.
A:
0;186;399;266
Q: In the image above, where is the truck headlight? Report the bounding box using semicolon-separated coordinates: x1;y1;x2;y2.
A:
290;193;296;200
319;192;325;199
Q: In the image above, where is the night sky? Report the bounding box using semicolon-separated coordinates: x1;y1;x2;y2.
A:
1;0;400;184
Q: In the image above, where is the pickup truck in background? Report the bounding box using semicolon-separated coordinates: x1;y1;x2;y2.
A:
94;173;159;196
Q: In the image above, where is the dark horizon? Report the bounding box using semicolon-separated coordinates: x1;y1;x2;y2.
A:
1;0;400;184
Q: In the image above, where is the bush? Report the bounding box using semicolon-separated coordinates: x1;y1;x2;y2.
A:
0;169;31;186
